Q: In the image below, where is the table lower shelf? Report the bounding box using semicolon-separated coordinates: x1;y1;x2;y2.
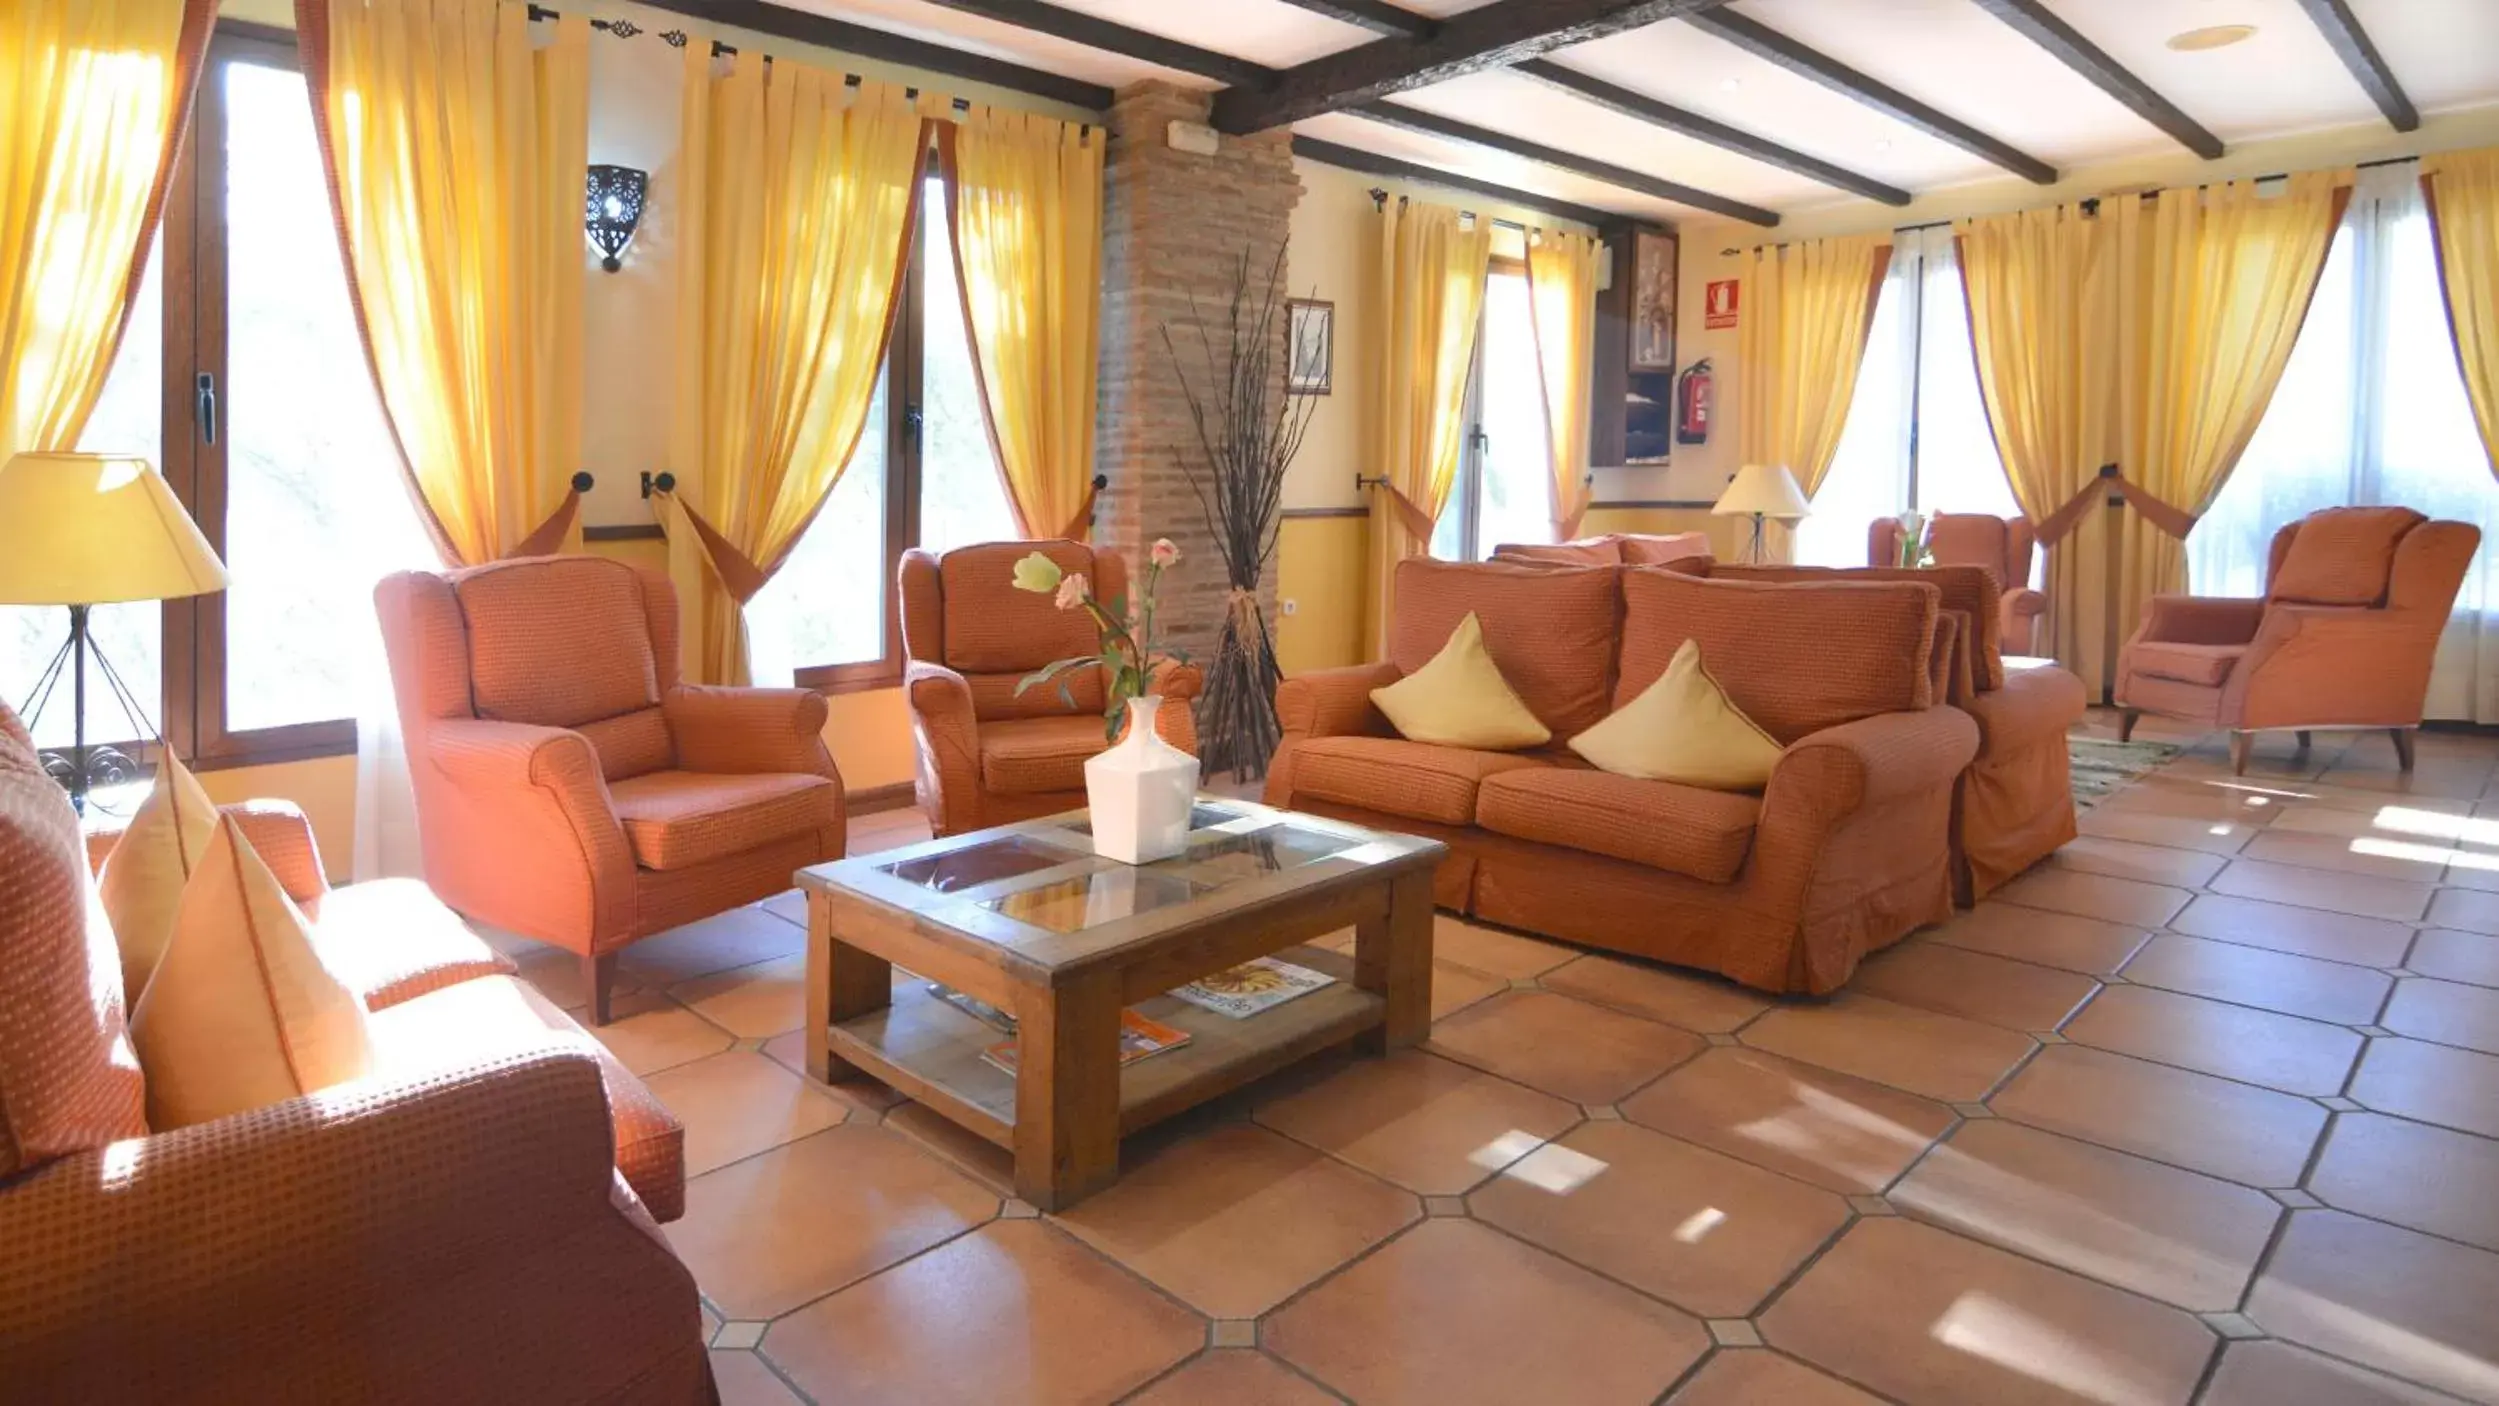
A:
823;944;1379;1148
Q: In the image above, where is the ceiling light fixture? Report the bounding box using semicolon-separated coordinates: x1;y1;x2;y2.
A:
2166;24;2257;52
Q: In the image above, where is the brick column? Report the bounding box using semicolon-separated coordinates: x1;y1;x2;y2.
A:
1095;81;1302;670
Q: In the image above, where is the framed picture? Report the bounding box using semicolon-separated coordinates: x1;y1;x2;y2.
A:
1287;298;1333;396
1630;228;1678;372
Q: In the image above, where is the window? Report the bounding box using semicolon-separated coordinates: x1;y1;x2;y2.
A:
0;31;403;771
2188;162;2499;720
1795;225;2021;568
746;168;1017;690
1431;262;1556;561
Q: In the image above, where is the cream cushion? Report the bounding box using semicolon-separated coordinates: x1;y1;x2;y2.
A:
98;751;217;1006
131;818;374;1129
1371;612;1552;751
1570;639;1784;791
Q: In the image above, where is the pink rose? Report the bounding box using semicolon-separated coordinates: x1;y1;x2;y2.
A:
1054;573;1089;611
1149;538;1180;568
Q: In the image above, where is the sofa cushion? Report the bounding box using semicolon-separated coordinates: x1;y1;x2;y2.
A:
1716;563;2003;692
1291;736;1550;826
1617;532;1714;566
2270;506;2425;606
1390;557;1622;737
1570;639;1783;791
453;557;661;729
1493;537;1623;566
306;877;520;1011
939;540;1104;674
1477;769;1761;884
1373;613;1552;751
608;771;840;871
1927;514;2015;576
97;751;217;1008
1619;569;1937;744
575;706;675;782
979;714;1106;795
2128;641;2243;688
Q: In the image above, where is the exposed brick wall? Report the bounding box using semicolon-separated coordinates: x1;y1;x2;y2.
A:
1096;81;1302;668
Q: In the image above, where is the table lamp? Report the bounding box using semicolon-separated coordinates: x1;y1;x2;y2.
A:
1712;463;1812;564
0;452;228;811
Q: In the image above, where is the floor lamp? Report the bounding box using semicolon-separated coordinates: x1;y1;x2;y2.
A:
0;452;229;813
1712;463;1812;565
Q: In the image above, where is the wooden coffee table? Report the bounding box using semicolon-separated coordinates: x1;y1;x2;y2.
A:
796;799;1445;1209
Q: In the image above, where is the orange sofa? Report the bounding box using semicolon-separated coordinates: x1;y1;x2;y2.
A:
375;555;844;1023
2115;506;2481;773
0;708;706;1403
1870;513;2048;656
1265;558;1976;994
1493;530;1712;567
900;539;1202;837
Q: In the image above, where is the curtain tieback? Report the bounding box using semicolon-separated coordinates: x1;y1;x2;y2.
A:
1365;479;1439;544
658;494;770;603
2032;467;2198;546
506;488;585;559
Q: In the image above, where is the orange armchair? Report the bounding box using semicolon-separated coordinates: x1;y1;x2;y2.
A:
1872;512;2048;656
2115;507;2481;774
374;556;844;1021
900;540;1201;837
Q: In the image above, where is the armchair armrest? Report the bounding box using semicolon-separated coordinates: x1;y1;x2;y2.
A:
218;799;329;904
1275;662;1403;742
2230;603;2447;729
1765;707;1980;826
422;718;634;940
2002;586;2048;619
905;660;983;835
664;684;838;778
2134;594;2266;647
1151;657;1204;702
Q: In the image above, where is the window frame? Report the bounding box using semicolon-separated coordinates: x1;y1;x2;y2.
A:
1433;255;1532;563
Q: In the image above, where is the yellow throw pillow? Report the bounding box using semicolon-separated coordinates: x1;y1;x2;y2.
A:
131;817;374;1129
1371;612;1552;751
1570;639;1785;791
99;750;218;1007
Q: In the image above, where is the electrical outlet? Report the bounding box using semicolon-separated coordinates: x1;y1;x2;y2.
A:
1281;599;1298;616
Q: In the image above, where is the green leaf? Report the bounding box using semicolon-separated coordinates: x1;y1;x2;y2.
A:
1014;655;1101;696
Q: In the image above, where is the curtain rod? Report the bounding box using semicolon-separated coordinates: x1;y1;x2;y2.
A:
1366;187;1538;236
522;3;978;112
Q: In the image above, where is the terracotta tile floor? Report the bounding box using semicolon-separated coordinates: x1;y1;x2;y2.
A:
488;716;2499;1404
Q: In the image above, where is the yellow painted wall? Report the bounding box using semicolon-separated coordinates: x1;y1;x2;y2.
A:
1275;516;1367;675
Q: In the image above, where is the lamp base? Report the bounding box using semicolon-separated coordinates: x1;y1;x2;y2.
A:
1741;513;1770;565
16;604;159;815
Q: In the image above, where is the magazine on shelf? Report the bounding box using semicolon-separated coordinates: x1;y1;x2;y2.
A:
978;1010;1192;1076
928;982;1016;1034
1170;956;1338;1019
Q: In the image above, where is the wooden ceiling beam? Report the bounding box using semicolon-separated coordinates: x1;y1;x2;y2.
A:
1271;0;1437;42
1969;0;2223;159
2293;0;2419;132
1685;9;2056;184
1513;58;1910;206
905;0;1275;90
630;0;1113;109
1212;0;1737;135
1350;100;1780;225
1291;136;1618;227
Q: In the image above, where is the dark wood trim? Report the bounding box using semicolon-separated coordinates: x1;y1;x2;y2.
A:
1212;0;1736;135
2293;0;2418;133
1512;59;1910;206
908;0;1274;90
584;522;665;542
846;780;920;815
1685;10;2058;185
187;728;360;773
1281;505;1369;520
1589;499;1717;510
1290;136;1617;229
1349;102;1781;226
1969;0;2223;159
1271;0;1436;41
629;0;1113;111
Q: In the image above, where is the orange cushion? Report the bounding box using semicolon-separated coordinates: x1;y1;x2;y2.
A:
1926;514;2013;575
1290;736;1550;826
1620;570;1936;744
939;540;1103;674
979;714;1107;795
2270;506;2425;606
608;771;840;871
1476;768;1760;884
453;557;661;728
576;706;675;782
2127;641;2243;688
305;877;519;1011
1617;532;1713;566
1717;563;2004;692
1389;557;1622;738
1493;537;1623;566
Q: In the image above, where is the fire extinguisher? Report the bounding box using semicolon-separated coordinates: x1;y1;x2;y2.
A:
1676;358;1712;445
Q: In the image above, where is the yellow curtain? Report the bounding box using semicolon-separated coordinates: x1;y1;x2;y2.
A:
1958;203;2118;682
942;105;1103;542
2108;171;2346;636
1735;233;1891;528
664;48;926;686
1524;228;1600;540
2424;146;2499;478
0;0;213;457
1364;198;1491;656
301;0;588;568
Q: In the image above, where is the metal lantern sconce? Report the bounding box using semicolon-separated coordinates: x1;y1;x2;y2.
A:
584;164;648;272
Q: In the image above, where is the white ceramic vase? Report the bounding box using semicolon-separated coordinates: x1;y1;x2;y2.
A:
1085;695;1199;865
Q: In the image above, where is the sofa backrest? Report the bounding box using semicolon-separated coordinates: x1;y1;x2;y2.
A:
435;556;677;782
1390;557;1623;738
1618;569;1939;745
2265;506;2429;607
1717;562;2003;693
1872;513;2033;587
901;540;1124;722
1492;536;1622;566
1617;532;1714;566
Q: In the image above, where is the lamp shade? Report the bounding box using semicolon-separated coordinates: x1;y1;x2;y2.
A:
0;453;229;606
1712;463;1812;520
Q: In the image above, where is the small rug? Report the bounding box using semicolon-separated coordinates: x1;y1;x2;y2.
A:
2070;736;2181;808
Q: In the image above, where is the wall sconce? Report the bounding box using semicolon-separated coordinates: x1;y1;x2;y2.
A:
584;164;648;272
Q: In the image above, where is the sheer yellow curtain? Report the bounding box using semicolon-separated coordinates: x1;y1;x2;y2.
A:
1;0;213;456
1525;228;1600;540
663;48;926;686
942;105;1103;542
2424;147;2499;477
1365;198;1491;655
1735;233;1890;559
2108;172;2347;628
1958;204;2118;680
299;0;589;567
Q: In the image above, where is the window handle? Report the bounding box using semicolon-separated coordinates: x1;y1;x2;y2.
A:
195;372;217;446
903;402;924;447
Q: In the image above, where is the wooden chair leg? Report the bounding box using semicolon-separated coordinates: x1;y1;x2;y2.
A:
2229;730;2254;776
2391;727;2417;772
583;951;617;1026
2295;730;2312;751
2117;708;2140;742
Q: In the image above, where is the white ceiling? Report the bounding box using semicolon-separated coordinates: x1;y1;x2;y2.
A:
762;0;2499;227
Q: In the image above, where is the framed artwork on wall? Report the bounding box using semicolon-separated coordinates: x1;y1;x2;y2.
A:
1287;298;1333;395
1631;228;1677;372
